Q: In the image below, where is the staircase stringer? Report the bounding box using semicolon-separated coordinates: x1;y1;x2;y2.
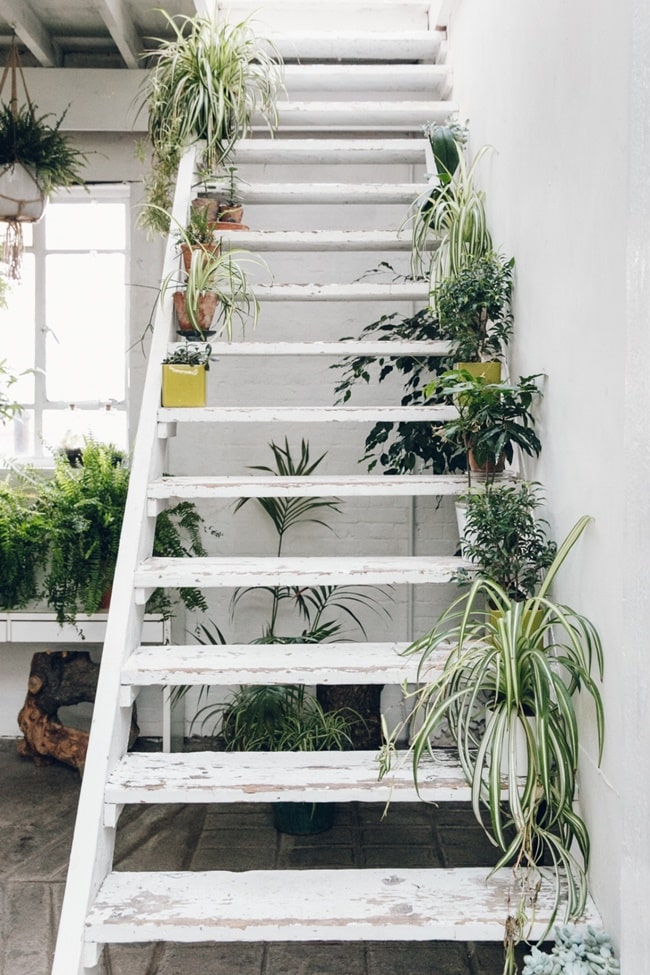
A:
51;147;199;975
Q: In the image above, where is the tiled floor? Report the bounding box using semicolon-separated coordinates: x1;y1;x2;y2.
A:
0;739;518;975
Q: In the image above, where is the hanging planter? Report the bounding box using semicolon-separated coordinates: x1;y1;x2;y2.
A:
0;36;87;278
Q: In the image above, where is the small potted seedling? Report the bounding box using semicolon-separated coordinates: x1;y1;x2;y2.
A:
161;342;211;407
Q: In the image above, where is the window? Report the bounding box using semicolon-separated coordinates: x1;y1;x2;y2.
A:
0;185;130;462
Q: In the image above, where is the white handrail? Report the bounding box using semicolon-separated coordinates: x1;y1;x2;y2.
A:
51;146;198;975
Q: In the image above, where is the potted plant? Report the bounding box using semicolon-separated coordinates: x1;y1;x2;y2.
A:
0;479;48;609
380;517;605;973
432;251;515;378
170;244;263;340
194;165;247;229
176;206;221;274
195;683;355;835
407;123;492;291
138;11;283;235
456;482;557;600
430;368;543;485
37;439;213;626
162;342;211;407
522;925;620;974
0;38;87;277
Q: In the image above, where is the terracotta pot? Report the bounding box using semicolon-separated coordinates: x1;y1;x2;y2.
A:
191;197;220;222
211;221;250;232
173;290;219;333
217;203;244;224
180;242;221;274
468;448;505;475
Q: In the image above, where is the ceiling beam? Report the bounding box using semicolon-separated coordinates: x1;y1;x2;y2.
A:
0;0;60;67
95;0;142;69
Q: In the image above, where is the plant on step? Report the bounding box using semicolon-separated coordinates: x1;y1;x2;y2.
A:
432;252;515;364
162;342;212;369
522;925;620;974
137;11;283;234
407;132;492;290
422;115;469;195
379;517;605;974
192;439;389;749
168;237;265;340
332;307;463;475
456;482;557;601
430;368;543;485
195;165;247;225
37;439;212;626
0;479;48;609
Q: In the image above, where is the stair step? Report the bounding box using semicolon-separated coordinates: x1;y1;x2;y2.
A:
148;473;470;501
230;182;430;204
265;100;454;130
157;405;456;424
105;750;473;806
254;282;430;300
233;138;429;165
265;31;442;61
218;229;426;251
85;868;600;946
282;63;449;94
121;641;449;687
166;340;450;356
133;555;466;595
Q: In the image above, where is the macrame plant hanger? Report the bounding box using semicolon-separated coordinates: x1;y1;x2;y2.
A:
0;34;47;279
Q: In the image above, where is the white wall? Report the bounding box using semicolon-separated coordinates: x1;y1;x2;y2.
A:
445;0;643;965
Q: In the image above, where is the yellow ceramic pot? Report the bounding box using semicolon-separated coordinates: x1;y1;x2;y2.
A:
161;364;206;407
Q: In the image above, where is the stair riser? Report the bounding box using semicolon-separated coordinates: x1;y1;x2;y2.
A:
261;101;453;129
233;140;429;164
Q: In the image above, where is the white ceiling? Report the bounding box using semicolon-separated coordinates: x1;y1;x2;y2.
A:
0;0;197;70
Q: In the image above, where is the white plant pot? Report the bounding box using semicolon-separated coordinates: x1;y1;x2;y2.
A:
486;709;536;778
0;162;47;222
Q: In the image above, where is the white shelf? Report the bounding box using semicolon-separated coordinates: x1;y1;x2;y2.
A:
0;613;166;644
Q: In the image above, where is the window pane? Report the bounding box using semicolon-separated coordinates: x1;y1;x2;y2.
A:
0;257;36;402
0;409;34;457
42;408;127;454
45;253;126;401
45;201;126;250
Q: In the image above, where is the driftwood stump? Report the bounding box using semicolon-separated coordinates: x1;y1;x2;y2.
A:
17;650;138;773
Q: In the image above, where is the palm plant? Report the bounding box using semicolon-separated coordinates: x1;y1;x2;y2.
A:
380;517;605;971
138;11;283;234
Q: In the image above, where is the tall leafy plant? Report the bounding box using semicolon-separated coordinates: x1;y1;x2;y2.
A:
333;307;462;475
0;480;48;609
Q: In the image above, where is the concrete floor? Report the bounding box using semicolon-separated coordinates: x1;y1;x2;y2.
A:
0;738;519;975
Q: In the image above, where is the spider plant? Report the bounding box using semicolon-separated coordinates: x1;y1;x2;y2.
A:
170;242;265;340
138;11;283;233
407;141;493;293
380;516;605;971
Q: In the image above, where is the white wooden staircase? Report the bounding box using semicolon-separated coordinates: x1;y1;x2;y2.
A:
52;4;598;972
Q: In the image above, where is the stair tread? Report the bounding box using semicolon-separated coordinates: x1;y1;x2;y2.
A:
218;229;429;251
157;405;456;423
254;281;430;300
166;340;449;356
121;641;448;685
85;868;601;944
228;182;430;203
233;138;429;164
148;473;473;499
105;750;476;805
134;555;467;592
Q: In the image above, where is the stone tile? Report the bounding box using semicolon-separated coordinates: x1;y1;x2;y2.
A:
362;844;442;868
357;804;437;828
101;943;159;975
114;804;207;871
278;843;356;868
0;882;58;975
367;941;472;975
360;824;435;847
191;843;277;870
265;941;366;975
158;942;264;974
436;827;501;869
